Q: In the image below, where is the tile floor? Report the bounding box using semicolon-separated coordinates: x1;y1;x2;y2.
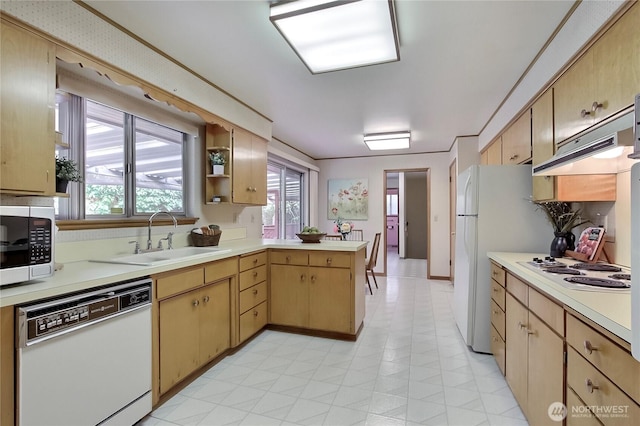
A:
139;253;527;426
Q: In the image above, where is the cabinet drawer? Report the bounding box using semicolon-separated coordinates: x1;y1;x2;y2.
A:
239;251;267;272
491;299;505;340
506;273;528;305
567;347;640;425
270;250;308;266
239;264;267;291
239;282;267;314
491;279;506;310
529;288;563;336
156;267;204;300
490;325;505;376
566;314;640;403
239;301;267;342
309;251;351;268
566;387;602;426
490;262;505;287
204;257;238;283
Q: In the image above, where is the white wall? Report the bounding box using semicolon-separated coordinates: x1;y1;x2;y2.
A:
450;136;480;176
317;153;450;277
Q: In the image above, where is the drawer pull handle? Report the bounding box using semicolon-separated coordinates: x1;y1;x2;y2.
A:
193;299;200;307
253;310;259;317
492;310;499;315
581;109;591;118
326;258;332;264
584;340;598;354
203;296;210;303
253;271;258;278
518;322;526;330
492;287;499;292
591;101;603;112
253;258;258;264
492;271;498;276
253;289;258;295
300;274;305;282
585;378;599;393
311;275;316;283
526;328;535;335
286;255;291;262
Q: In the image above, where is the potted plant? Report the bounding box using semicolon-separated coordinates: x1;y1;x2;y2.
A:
209;152;226;175
533;201;589;257
55;156;82;193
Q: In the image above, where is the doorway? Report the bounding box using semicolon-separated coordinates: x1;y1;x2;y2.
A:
384;169;430;278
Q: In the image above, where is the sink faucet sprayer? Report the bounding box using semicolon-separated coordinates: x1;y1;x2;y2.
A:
147;211;178;250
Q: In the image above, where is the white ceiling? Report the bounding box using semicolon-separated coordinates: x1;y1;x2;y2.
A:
84;0;576;160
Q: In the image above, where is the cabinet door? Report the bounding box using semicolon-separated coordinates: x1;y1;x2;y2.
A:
308;267;351;333
1;21;55;194
554;51;595;144
199;280;230;364
159;291;200;394
502;111;531;165
270;264;308;327
531;90;555;201
250;134;268;205
527;313;564;426
487;137;502;165
592;2;640;121
505;293;529;415
232;128;253;204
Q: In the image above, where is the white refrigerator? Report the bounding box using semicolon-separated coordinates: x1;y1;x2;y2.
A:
453;165;550;353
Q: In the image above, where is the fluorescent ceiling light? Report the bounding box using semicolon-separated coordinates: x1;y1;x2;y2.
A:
270;0;400;74
364;132;410;150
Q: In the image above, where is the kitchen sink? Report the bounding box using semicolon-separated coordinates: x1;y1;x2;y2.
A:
90;246;231;266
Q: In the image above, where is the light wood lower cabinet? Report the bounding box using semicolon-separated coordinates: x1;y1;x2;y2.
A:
158;279;230;395
237;251;268;343
270;249;365;335
153;259;237;400
504;274;564;425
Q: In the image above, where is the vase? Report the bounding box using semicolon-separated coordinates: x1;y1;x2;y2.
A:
550;232;570;258
213;164;224;175
341;233;348;241
566;231;576;251
56;179;69;193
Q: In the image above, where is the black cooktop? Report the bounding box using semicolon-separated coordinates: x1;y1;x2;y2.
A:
569;263;622;272
564;276;630;288
544;267;582;275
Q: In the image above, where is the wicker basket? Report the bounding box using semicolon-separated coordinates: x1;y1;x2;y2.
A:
190;229;222;247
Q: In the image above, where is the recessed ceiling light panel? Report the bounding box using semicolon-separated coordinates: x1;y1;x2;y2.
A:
364;131;410;150
270;0;400;74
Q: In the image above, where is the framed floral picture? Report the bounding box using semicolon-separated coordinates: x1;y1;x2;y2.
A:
328;178;368;220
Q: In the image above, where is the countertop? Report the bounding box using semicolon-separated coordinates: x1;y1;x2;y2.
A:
0;238;367;308
488;252;631;343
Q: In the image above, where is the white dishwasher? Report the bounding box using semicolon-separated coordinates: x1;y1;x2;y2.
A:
17;277;152;426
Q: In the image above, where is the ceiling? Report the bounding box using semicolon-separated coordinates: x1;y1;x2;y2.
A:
83;0;576;160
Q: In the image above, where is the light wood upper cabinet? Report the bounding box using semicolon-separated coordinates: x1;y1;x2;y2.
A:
554;2;639;145
531;90;555;201
553;52;595;144
592;2;640;121
0;20;55;195
532;88;617;202
204;123;267;206
501;110;532;165
232;128;267;205
487;136;502;165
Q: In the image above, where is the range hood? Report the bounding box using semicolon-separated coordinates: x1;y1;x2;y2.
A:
533;107;638;176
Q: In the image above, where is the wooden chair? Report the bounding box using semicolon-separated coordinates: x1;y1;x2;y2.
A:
345;229;363;241
324;235;342;241
365;232;381;295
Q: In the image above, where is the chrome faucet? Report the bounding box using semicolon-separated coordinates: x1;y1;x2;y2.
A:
147;211;177;250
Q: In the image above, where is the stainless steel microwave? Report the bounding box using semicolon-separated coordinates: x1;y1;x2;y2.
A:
0;206;55;286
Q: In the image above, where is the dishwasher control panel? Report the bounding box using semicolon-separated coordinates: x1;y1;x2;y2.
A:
18;278;152;346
